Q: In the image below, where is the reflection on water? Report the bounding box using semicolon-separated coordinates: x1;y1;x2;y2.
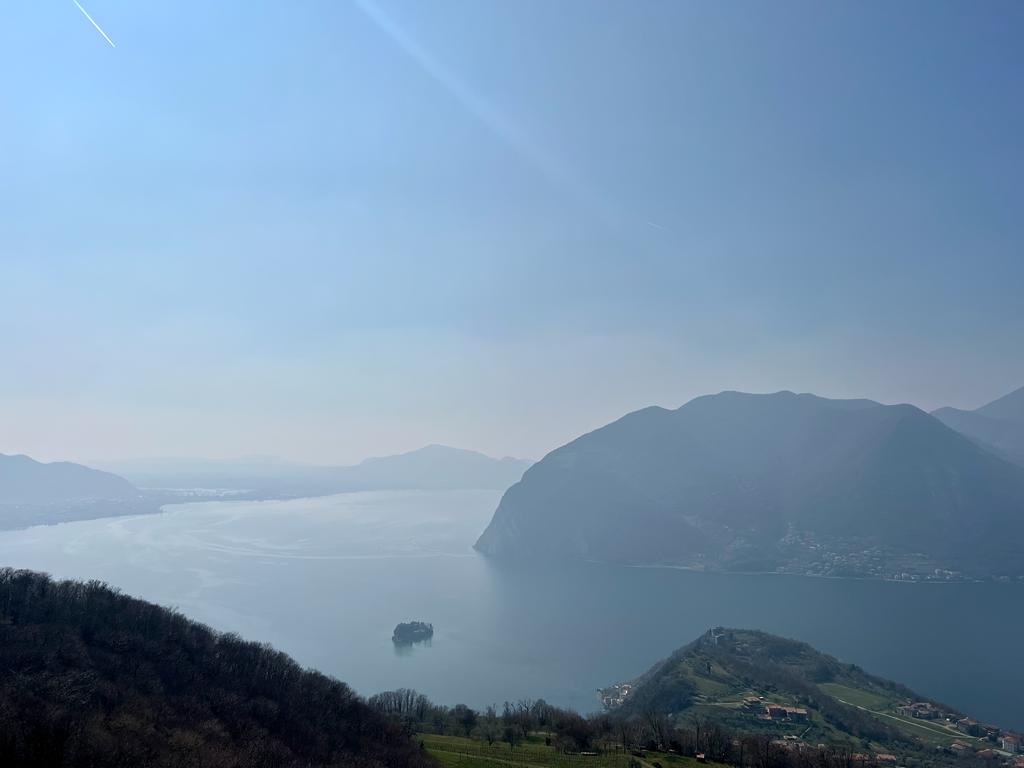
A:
393;638;433;657
0;489;1021;730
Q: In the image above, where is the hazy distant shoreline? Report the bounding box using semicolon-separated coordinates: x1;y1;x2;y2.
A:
619;561;992;585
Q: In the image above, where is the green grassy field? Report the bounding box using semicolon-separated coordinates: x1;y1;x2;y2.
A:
691;674;734;698
818;683;894;711
818;683;971;748
418;734;718;768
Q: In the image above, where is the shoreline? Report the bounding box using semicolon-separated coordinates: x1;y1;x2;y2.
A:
615;560;1001;585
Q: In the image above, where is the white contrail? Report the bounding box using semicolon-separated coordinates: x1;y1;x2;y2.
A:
72;0;116;48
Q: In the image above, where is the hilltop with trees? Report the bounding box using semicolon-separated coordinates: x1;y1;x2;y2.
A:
369;629;1011;768
614;628;968;750
0;570;1010;768
0;568;430;768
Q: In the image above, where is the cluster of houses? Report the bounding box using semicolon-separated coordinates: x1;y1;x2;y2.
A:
955;716;1018;744
742;696;809;723
597;682;633;710
895;701;943;720
948;733;1023;757
767;735;897;765
949;742;1024;765
895;701;1024;762
752;696;1024;765
956;717;1000;738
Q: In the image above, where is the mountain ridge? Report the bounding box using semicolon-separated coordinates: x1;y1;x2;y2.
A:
975;384;1024;422
0;453;138;505
97;444;533;495
932;385;1024;467
475;390;1024;578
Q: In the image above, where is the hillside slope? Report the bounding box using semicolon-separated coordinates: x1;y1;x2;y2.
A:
475;391;1024;577
333;445;532;492
0;453;137;505
0;568;431;768
933;385;1024;467
613;628;971;753
975;385;1024;422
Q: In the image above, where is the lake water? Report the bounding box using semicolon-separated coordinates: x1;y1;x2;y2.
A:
0;489;1021;730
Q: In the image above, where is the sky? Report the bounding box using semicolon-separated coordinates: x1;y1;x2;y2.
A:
2;0;1023;465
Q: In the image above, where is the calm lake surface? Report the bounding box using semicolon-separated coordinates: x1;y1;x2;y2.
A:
0;489;1021;729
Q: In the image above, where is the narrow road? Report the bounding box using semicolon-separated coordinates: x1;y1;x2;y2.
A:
832;698;972;742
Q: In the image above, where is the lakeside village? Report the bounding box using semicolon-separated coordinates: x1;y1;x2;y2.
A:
772;530;976;582
677;527;1023;582
598;688;1024;766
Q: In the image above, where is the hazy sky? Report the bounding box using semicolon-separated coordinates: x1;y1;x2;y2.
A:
2;1;1023;465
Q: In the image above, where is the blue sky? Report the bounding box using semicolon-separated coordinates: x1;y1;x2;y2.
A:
2;1;1022;464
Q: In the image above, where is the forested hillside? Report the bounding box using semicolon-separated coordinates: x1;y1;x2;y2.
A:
0;568;431;768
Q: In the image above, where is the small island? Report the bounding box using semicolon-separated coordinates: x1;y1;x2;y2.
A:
392;621;433;645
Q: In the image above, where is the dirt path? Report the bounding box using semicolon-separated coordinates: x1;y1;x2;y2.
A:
832;698;974;742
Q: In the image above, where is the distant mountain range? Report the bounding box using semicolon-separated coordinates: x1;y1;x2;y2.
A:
932;385;1024;467
97;445;532;495
0;453;138;505
0;453;156;530
475;390;1024;578
0;445;530;531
